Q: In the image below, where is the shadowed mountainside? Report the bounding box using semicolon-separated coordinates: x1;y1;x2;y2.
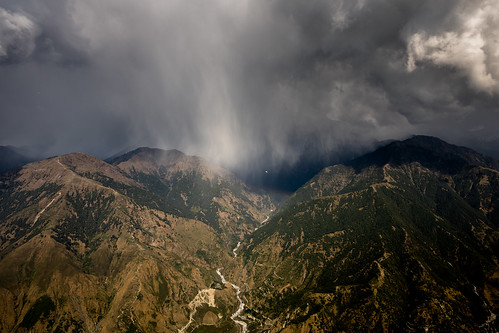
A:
237;136;499;332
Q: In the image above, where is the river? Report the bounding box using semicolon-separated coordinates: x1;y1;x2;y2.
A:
180;213;272;332
233;242;241;257
216;268;247;333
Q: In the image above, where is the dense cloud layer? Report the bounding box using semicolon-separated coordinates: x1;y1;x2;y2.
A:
1;0;498;174
0;8;39;62
405;0;499;94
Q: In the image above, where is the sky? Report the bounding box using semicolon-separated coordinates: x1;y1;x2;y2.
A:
1;0;499;178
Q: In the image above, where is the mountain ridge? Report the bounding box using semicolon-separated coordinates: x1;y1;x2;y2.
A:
347;135;499;173
0;137;498;332
235;135;499;332
0;147;273;332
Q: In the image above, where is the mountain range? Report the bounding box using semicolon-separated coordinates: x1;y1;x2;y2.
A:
238;136;499;332
0;136;498;332
0;147;272;332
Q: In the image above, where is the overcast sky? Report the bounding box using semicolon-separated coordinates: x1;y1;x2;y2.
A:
1;0;499;172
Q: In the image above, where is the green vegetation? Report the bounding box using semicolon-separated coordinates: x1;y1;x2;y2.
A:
53;318;85;333
157;272;169;303
52;190;115;251
244;160;499;331
20;295;56;329
131;170;225;229
0;182;62;221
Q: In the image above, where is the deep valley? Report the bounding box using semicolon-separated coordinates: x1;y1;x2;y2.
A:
0;136;498;332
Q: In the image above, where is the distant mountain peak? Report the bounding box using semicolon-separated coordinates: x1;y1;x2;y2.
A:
107;147;185;165
58;151;103;162
347;135;499;173
109;147;234;182
130;147;184;156
56;152;118;172
405;134;447;144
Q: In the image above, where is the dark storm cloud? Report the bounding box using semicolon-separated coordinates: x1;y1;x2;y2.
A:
0;0;498;171
0;8;40;63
